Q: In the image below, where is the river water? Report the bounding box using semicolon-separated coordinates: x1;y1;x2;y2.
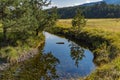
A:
43;32;95;79
0;32;95;80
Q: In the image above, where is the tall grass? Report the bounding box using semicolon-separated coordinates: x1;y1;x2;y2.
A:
0;32;45;64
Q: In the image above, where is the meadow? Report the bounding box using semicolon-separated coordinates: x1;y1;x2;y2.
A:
48;18;120;79
57;18;120;32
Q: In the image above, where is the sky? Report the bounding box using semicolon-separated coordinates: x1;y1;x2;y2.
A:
46;0;103;8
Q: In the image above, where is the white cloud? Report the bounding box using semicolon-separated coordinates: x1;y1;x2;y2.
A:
86;0;91;3
44;0;103;9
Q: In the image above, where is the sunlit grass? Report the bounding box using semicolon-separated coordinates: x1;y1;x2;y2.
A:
0;23;2;32
86;19;120;33
56;18;120;56
56;19;72;28
57;18;120;33
0;23;2;27
56;19;120;50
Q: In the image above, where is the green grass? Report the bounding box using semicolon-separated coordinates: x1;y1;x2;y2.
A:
0;23;2;32
56;19;120;50
56;18;120;55
48;18;120;79
0;32;45;63
57;18;120;32
56;19;72;28
0;22;45;63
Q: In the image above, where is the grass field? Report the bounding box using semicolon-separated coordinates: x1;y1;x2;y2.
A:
56;18;120;48
57;18;120;33
53;18;120;79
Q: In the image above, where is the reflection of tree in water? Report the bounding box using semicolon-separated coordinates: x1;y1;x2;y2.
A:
69;42;85;67
0;52;60;80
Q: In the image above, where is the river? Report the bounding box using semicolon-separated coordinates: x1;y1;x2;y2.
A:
0;32;95;80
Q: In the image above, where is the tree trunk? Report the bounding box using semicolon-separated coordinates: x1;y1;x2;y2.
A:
36;29;39;36
3;27;7;41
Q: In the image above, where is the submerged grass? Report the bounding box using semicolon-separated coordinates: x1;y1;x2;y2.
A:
47;18;120;79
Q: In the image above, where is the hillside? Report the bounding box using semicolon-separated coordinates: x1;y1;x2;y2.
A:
54;2;120;19
104;0;120;4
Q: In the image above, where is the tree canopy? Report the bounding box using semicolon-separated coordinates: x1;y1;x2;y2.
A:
72;9;86;30
0;0;54;41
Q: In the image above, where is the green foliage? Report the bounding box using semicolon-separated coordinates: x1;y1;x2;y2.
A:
46;7;58;27
0;0;53;40
72;9;86;30
86;57;120;80
0;32;45;63
93;42;110;66
0;0;55;63
0;46;18;63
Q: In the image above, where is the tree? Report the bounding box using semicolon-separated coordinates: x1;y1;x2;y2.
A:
0;0;33;41
0;0;17;41
46;7;58;27
72;8;86;30
29;0;51;36
0;0;52;41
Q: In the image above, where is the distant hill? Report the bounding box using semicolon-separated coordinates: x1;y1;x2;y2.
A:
103;0;120;4
82;0;120;5
47;1;120;19
57;0;120;8
52;1;120;19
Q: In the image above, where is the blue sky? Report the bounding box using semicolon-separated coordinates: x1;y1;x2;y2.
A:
47;0;103;8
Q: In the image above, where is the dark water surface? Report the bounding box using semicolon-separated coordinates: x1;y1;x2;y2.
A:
0;32;95;80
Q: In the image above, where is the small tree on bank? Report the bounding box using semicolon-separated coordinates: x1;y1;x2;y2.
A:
72;8;86;31
47;7;58;27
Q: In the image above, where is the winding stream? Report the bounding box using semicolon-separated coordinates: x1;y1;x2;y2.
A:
0;32;95;80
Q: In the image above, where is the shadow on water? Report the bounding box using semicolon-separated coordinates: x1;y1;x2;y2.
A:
0;32;95;80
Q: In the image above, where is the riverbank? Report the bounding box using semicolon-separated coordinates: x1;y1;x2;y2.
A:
46;19;120;79
0;32;45;71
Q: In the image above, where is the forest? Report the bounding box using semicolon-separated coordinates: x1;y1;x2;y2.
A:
55;2;120;18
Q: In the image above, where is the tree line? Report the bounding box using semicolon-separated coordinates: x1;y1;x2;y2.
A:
55;2;120;19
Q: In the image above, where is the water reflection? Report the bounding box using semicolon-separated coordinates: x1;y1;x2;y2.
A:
44;32;95;78
0;52;60;80
69;43;85;67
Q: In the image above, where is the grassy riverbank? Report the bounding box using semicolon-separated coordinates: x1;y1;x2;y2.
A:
0;23;45;64
46;19;120;79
